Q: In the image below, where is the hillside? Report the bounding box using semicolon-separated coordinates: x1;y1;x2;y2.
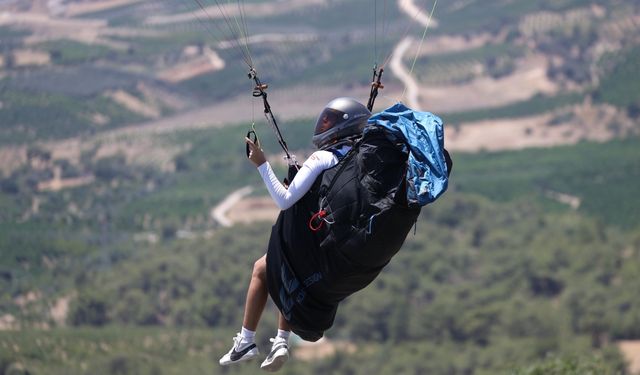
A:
1;0;639;374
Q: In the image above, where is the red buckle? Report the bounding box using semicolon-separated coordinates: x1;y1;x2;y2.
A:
309;210;327;232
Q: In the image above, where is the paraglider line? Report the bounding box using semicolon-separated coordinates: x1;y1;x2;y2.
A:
248;68;294;162
401;0;438;101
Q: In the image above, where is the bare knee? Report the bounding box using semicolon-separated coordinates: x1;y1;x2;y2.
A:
252;255;267;282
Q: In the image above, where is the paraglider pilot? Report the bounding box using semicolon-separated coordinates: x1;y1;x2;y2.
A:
219;98;371;372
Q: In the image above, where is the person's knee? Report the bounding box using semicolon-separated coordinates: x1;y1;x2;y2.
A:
252;256;266;282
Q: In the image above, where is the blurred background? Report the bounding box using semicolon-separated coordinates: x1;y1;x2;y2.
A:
0;0;639;374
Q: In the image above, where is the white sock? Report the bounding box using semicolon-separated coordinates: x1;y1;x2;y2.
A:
241;327;255;343
277;329;290;342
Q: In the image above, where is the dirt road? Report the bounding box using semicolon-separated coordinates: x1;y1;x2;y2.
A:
399;0;440;30
619;341;640;375
389;0;440;110
146;0;326;25
211;186;253;227
389;37;422;110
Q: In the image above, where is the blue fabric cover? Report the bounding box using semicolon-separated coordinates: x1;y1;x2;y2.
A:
367;102;448;206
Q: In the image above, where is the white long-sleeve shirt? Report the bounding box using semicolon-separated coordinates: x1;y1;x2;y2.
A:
257;148;347;210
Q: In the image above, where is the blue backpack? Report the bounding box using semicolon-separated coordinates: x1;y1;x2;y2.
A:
368;102;450;206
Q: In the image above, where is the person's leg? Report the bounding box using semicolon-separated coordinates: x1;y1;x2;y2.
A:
242;254;269;331
220;254;268;366
278;313;292;332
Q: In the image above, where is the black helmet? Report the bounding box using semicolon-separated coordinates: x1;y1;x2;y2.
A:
312;97;371;149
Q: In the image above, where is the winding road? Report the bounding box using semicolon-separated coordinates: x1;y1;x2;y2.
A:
388;0;440;110
389;37;421;110
210;186;253;227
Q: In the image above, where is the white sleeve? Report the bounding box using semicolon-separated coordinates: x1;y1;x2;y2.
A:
257;151;337;210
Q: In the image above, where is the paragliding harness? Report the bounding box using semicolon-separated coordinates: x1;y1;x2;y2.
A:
310;103;450;253
267;103;451;341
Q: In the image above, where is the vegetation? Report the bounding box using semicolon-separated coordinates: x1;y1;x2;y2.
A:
1;0;636;144
0;88;143;145
37;40;114;65
595;46;640;114
0;327;221;375
2;191;637;373
0;328;627;374
434;0;609;35
413;43;525;84
451;138;640;229
510;355;621;375
0;26;30;49
263;0;403;34
443;93;583;124
1;133;639;374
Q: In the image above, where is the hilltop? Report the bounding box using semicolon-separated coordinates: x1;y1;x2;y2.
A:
1;0;638;151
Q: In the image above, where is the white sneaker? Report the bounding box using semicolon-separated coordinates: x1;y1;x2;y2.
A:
260;337;289;372
219;333;259;366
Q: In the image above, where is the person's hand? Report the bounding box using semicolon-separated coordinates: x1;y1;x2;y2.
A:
245;137;266;167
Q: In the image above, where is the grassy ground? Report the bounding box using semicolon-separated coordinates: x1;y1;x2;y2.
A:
442;93;583;124
595;46;640;109
0;326;625;375
0;88;143;145
451;137;640;229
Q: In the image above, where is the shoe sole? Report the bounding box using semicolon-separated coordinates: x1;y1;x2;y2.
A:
260;349;289;372
220;351;259;366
